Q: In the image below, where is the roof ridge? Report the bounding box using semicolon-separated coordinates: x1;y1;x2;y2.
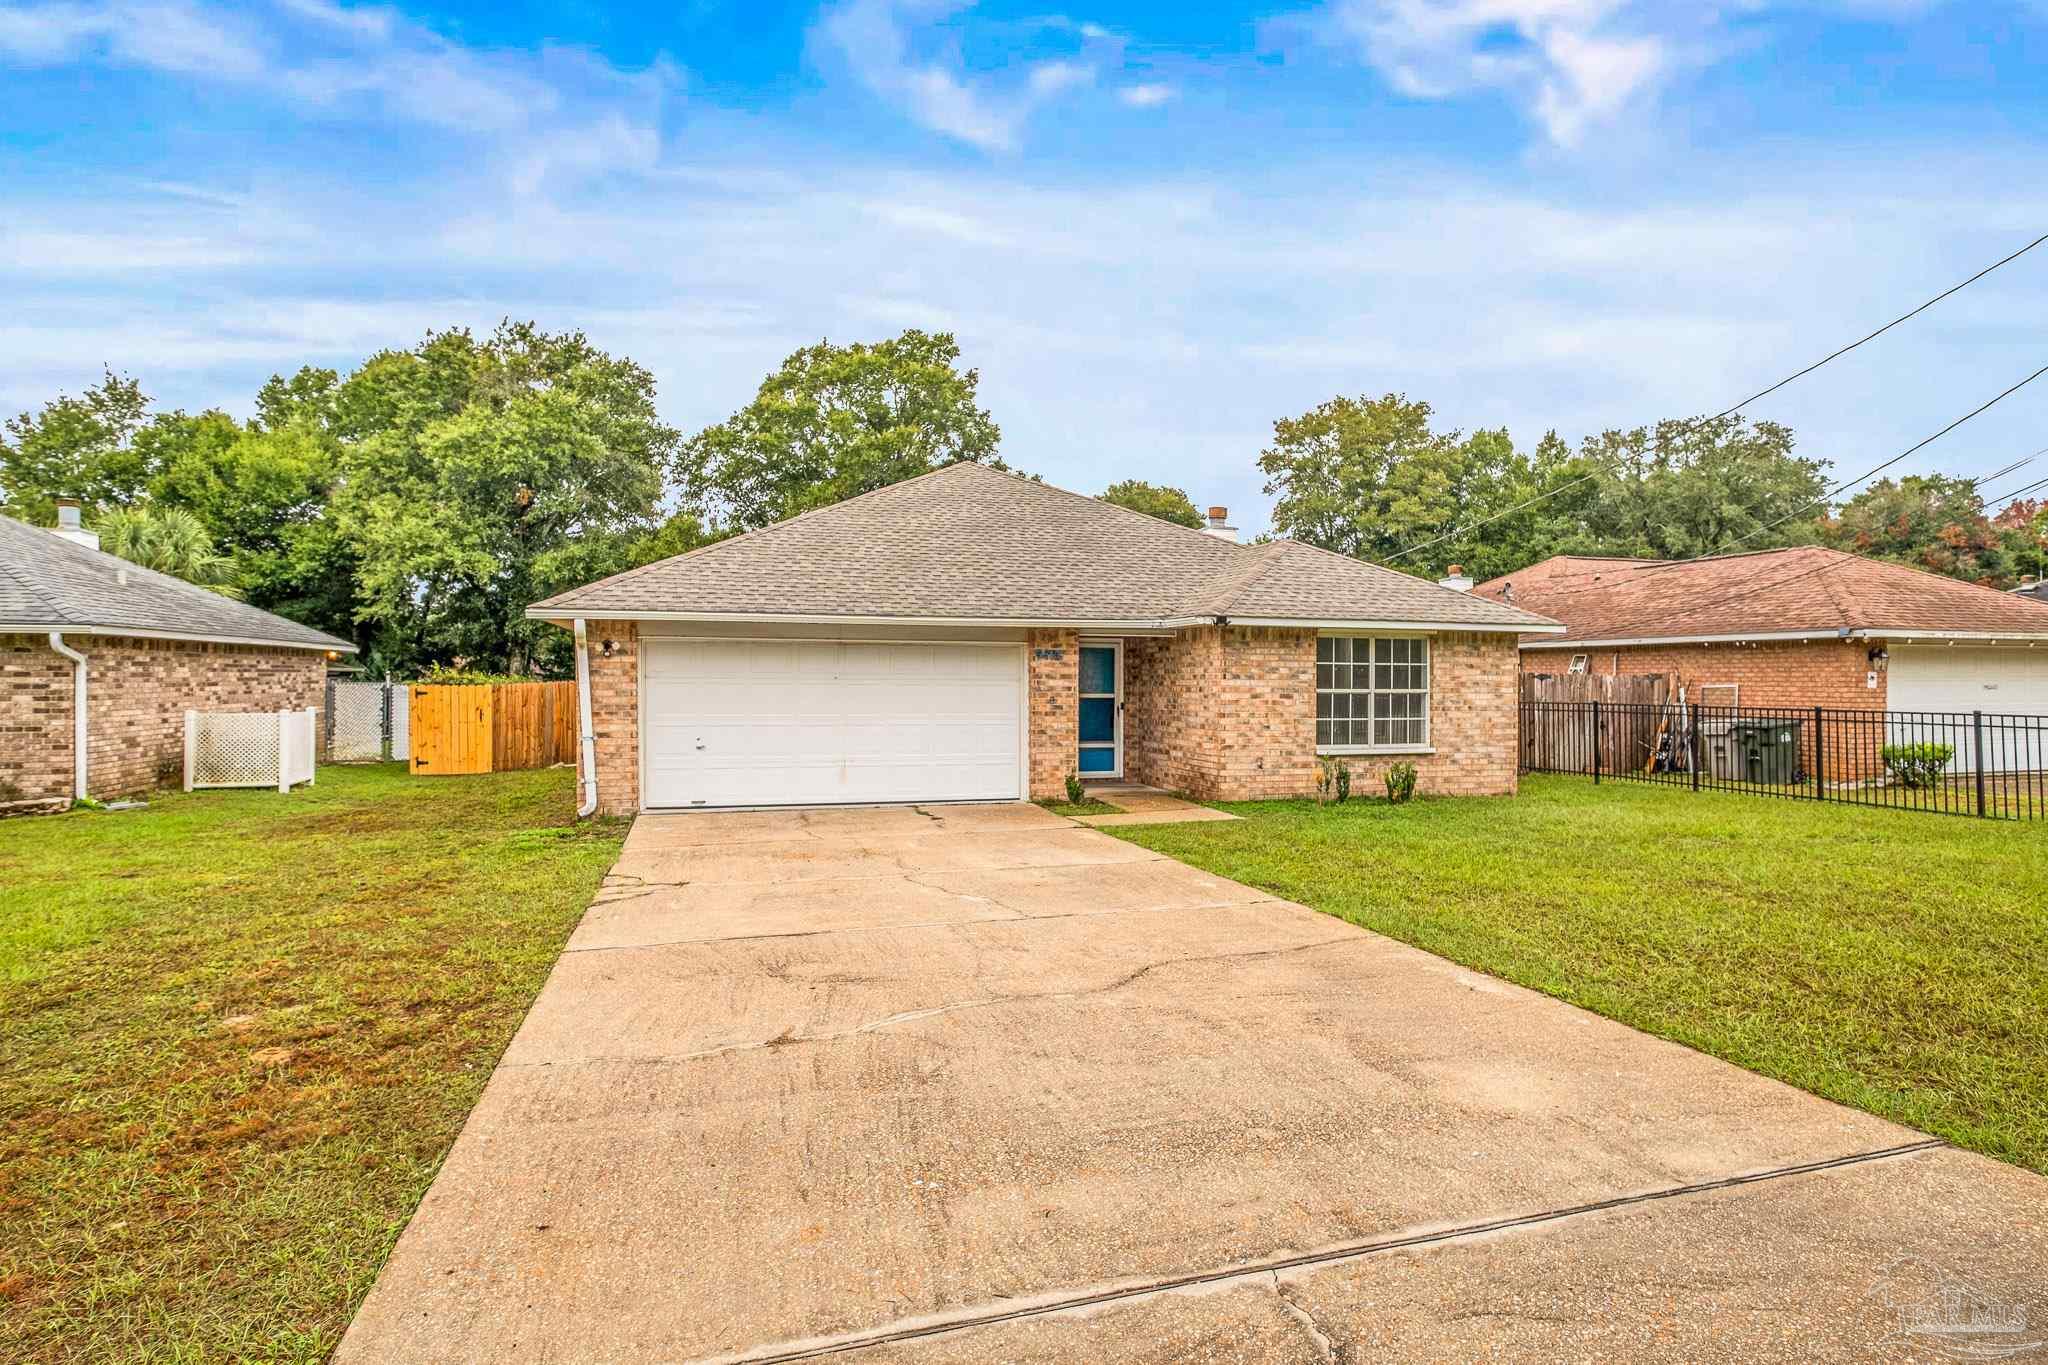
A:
1183;540;1287;616
535;461;1248;613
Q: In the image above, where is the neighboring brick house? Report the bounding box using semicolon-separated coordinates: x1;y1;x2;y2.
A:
527;463;1560;816
1;507;355;810
1476;548;2048;779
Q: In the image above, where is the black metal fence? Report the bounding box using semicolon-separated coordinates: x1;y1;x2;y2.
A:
1520;700;2048;822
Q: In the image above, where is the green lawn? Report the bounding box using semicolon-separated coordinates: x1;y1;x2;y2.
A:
0;764;627;1364
1107;775;2048;1174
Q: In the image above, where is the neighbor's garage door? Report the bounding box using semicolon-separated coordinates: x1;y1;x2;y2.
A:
640;639;1023;809
1888;646;2048;772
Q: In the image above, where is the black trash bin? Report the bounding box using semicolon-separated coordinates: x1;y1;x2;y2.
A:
1732;719;1802;784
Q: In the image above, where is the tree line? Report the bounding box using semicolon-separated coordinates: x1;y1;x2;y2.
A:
4;323;2042;679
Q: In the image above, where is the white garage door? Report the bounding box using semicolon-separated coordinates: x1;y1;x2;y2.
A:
641;638;1024;809
1888;646;2048;772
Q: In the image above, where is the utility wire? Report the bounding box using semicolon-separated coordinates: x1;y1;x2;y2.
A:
1387;229;2048;566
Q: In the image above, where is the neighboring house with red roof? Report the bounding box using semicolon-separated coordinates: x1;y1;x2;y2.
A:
1474;547;2048;723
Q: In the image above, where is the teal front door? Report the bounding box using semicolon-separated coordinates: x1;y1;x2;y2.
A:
1077;641;1121;777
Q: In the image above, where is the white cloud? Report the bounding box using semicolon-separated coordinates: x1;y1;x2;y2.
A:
1311;0;1687;147
0;0;678;189
1119;81;1177;108
814;0;1119;151
8;145;2045;543
0;0;266;76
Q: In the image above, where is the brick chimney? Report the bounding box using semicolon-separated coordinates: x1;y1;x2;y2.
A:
52;499;99;552
1202;505;1236;542
1438;563;1474;591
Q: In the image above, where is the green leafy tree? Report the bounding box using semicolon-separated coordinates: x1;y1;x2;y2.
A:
1098;480;1203;528
95;505;242;596
327;322;679;676
0;370;154;521
1825;474;2014;585
1571;416;1828;560
680;329;1002;531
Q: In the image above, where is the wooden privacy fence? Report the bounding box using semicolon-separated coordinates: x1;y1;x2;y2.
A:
410;681;578;776
1519;672;1672;775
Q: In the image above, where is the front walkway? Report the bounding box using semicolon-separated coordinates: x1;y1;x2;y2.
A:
336;802;2048;1363
1072;781;1242;827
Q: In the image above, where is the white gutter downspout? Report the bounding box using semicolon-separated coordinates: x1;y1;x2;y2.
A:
48;632;88;802
572;618;598;818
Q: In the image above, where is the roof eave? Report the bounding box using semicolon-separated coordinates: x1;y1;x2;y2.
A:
1;622;357;653
1523;627;2048;648
526;607;1566;635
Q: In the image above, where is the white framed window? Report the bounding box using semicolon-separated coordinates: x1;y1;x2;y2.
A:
1568;653;1589;674
1316;635;1429;751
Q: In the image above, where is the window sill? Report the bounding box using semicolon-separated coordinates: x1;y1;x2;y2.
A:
1317;745;1436;757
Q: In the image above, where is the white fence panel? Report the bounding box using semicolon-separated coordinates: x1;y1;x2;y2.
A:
390;685;410;761
184;709;319;792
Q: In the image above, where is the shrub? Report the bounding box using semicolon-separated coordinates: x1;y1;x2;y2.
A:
1313;758;1334;805
1065;771;1085;805
1384;760;1418;804
1881;741;1955;789
1334;760;1352;804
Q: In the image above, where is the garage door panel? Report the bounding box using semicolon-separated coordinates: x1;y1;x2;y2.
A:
642;639;1023;809
1888;648;2048;773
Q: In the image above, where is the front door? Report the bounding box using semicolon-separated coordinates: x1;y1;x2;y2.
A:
1077;640;1122;778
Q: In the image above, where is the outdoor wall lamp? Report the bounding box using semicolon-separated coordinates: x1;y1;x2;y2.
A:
600;639;617;658
1867;646;1889;665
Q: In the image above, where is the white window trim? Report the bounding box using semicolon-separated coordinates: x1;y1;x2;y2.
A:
1315;632;1431;756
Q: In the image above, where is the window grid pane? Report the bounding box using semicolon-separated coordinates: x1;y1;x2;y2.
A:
1316;636;1428;752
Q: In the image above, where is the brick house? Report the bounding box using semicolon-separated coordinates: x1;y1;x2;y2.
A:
1;507;355;810
1477;548;2048;779
528;463;1561;816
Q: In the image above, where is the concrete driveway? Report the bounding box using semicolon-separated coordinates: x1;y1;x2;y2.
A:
338;802;2048;1364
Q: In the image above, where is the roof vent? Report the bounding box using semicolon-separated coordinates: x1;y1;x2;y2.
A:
1439;563;1474;592
1203;506;1236;542
52;498;100;552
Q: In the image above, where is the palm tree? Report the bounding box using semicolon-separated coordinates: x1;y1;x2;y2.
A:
95;506;243;598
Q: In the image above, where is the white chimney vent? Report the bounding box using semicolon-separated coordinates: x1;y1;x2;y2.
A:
52;499;100;552
1439;563;1474;592
1202;505;1237;542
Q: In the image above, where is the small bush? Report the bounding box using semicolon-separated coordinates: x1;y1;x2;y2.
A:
1384;760;1418;804
1881;741;1955;789
1334;760;1352;804
1065;771;1085;805
1313;758;1334;805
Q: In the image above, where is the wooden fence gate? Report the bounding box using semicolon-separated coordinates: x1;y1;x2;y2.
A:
410;684;494;775
410;681;578;776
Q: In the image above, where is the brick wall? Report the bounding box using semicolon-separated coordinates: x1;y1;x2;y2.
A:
1;635;73;805
0;633;326;803
1025;629;1079;800
1124;627;1519;801
586;620;640;816
1523;638;1885;710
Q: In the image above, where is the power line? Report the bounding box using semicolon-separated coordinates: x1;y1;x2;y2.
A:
1387;229;2048;566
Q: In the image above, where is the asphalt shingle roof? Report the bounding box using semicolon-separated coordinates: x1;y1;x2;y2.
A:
530;463;1558;632
1475;547;2048;643
0;514;355;651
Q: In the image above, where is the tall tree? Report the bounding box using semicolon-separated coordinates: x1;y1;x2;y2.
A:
1825;474;2016;585
1571;415;1827;559
326;322;679;676
1098;479;1203;528
680;329;1002;531
0;370;154;521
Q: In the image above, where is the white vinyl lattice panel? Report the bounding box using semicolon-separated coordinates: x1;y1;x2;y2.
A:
328;682;389;762
185;710;320;792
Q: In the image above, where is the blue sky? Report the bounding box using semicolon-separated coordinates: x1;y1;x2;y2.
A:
3;0;2046;541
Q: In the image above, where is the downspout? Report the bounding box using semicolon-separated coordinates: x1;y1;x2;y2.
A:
572;618;598;818
48;632;88;802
